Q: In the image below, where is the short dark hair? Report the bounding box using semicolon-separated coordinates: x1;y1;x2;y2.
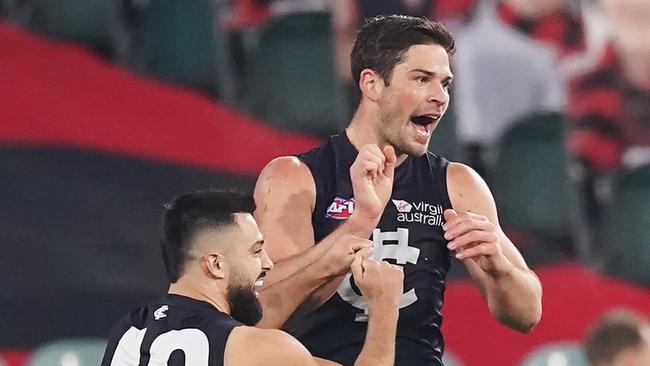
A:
162;190;255;283
584;309;648;366
350;15;455;87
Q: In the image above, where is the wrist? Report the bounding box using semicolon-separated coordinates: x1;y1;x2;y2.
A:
346;214;379;238
368;300;400;318
368;295;400;311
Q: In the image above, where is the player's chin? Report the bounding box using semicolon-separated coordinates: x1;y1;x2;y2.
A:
403;140;429;157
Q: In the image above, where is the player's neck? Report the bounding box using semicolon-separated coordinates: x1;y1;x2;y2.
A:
347;118;380;150
346;108;409;166
168;279;230;314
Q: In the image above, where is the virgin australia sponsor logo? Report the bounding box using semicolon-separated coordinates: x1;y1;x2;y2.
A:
392;199;444;226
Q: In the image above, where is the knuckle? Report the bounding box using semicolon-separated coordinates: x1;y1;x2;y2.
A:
480;230;492;241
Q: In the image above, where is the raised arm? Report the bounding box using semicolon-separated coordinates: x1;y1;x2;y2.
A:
254;145;396;328
253;156;338;328
445;162;543;333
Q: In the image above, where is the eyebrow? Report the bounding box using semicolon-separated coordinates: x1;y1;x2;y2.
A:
411;68;454;81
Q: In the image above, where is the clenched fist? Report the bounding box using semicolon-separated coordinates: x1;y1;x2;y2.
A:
350;144;397;221
351;255;404;307
323;234;374;277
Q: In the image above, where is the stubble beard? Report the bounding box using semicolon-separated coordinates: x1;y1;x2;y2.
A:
378;113;429;158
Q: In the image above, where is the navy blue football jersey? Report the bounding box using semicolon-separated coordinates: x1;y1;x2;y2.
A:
287;132;452;365
101;294;242;366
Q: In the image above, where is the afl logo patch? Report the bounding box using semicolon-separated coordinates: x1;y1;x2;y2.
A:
326;197;355;220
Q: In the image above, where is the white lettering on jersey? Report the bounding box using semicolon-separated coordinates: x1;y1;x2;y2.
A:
109;327;209;366
109;327;146;366
149;329;209;365
393;200;444;226
336;228;420;321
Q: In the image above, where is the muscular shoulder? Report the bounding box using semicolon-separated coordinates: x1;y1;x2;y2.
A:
255;157;315;199
225;326;318;366
446;162;484;188
254;156;316;217
254;156;319;257
446;162;495;214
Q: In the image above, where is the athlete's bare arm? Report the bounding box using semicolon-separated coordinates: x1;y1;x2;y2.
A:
225;327;338;366
254;145;396;328
225;257;403;366
445;162;543;333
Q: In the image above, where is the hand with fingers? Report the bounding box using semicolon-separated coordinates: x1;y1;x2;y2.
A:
351;255;404;308
323;234;375;277
349;144;397;221
443;209;512;277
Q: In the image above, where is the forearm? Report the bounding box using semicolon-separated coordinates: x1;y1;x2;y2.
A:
290;214;381;314
257;260;327;328
262;214;374;287
256;241;335;329
261;241;330;291
354;302;399;366
485;265;542;333
258;217;377;328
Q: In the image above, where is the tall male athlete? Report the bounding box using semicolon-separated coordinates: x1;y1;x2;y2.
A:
254;15;543;365
101;190;404;366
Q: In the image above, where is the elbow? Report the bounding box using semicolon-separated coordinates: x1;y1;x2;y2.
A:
519;312;542;333
522;281;544;332
494;308;541;334
491;297;542;334
526;299;543;332
513;311;541;334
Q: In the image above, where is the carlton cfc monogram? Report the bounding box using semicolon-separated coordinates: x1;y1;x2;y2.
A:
337;228;421;322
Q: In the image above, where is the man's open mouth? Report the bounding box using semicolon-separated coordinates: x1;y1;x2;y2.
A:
410;114;440;137
410;115;438;126
254;272;266;287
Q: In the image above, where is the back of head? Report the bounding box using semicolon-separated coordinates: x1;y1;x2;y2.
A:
162;190;255;283
350;15;455;87
584;309;649;366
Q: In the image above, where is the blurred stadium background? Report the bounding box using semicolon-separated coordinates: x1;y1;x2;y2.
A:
0;0;648;365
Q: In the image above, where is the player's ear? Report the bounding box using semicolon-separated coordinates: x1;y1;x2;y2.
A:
359;68;383;102
203;252;227;280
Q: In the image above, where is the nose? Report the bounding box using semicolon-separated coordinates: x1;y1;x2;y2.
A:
261;248;274;271
427;82;449;107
